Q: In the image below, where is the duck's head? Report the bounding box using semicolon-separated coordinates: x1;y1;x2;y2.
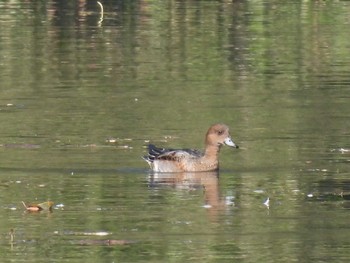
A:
205;123;239;148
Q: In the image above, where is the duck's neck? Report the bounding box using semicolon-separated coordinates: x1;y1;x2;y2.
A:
204;144;221;160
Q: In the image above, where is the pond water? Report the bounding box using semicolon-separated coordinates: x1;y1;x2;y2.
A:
0;1;350;262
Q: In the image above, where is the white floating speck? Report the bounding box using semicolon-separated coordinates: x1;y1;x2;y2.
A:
225;196;235;205
202;204;212;209
106;137;117;143
307;193;313;198
83;231;110;236
332;148;350;153
93;231;110;236
263;197;270;207
119;145;128;149
254;189;264;194
118;145;133;149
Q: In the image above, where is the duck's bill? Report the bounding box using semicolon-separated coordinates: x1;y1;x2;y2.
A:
224;137;239;148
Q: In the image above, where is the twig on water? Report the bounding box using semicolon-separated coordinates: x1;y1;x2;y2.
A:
97;1;104;26
21;201;28;209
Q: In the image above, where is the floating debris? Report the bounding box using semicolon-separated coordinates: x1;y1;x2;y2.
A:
331;148;349;153
82;231;110;236
117;145;133;149
106;137;133;144
55;203;65;209
105;137;118;143
54;231;110;236
225;196;235;206
22;201;54;212
306;168;328;172
263;197;270;207
97;1;103;26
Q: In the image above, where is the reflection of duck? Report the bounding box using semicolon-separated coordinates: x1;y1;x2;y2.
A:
143;124;239;172
149;171;230;219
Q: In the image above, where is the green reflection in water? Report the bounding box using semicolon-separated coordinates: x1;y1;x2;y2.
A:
0;0;349;262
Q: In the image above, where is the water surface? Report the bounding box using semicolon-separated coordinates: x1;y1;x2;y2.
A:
0;1;349;262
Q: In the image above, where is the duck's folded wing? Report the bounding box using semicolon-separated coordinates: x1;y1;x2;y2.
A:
144;144;203;162
157;150;194;161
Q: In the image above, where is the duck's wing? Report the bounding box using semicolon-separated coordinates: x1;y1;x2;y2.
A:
143;144;203;163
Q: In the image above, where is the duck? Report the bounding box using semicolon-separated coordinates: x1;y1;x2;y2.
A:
142;123;239;173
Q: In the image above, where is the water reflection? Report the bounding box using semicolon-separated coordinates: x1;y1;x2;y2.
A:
312;179;350;207
149;171;233;220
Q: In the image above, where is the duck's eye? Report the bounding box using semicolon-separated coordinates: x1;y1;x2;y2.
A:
217;130;224;135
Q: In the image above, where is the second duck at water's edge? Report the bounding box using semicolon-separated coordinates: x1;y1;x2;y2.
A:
143;123;239;173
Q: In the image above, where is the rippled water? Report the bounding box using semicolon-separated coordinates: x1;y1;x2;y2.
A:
0;1;349;262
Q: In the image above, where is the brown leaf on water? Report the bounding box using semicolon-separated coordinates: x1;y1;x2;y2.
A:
37;201;54;210
22;201;54;212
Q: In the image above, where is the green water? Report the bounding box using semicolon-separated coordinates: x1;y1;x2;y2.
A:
0;1;349;262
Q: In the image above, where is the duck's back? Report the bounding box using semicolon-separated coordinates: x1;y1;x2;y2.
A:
143;144;206;172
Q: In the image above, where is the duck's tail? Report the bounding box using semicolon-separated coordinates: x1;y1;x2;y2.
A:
142;144;164;163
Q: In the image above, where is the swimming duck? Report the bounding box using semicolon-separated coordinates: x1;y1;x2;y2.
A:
143;123;239;172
